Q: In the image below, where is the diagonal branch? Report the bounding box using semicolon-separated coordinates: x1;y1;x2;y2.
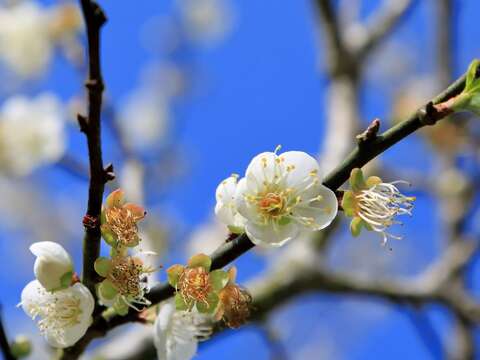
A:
77;0;109;299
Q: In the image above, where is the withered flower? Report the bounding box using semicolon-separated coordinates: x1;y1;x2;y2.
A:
216;267;252;328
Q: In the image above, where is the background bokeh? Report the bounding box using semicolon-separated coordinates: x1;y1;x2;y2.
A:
1;0;480;359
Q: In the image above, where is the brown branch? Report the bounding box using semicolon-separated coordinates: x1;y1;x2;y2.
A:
354;0;417;62
77;0;109;299
313;0;356;77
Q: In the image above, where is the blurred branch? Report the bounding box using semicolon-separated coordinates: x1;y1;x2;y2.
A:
248;240;480;325
257;323;289;360
313;0;355;77
354;0;417;62
76;0;109;302
0;307;15;360
449;317;475;360
403;306;445;360
436;0;455;88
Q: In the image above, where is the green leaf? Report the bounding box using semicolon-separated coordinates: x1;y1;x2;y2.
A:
113;298;129;316
59;271;73;288
174;293;190;311
350;217;363;237
166;264;184;287
196;292;219;314
465;59;480;91
188;253;212;271
106;189;125;208
94;257;112;277
349;168;366;192
341;190;356;217
98;279;118;300
101;227;117;247
227;225;245;234
363;220;373;231
10;336;31;358
277;217;291;226
210;270;229;291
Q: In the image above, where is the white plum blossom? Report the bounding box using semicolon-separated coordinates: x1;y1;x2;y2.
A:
0;1;82;78
154;301;212;360
186;218;228;256
20;280;94;348
177;0;233;45
233;150;338;247
0;93;65;176
342;168;415;245
215;175;246;233
0;1;52;78
30;241;73;292
118;90;170;152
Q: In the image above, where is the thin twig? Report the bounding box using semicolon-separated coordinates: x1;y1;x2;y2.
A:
77;0;109;299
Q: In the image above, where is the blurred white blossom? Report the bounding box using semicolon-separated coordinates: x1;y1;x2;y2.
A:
0;93;65;176
177;0;234;44
186;218;228;256
118;90;170;151
0;1;82;79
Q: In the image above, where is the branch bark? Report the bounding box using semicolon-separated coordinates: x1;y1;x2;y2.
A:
77;0;108;298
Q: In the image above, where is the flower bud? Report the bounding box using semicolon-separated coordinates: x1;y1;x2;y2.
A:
30;241;73;291
10;335;32;358
437;59;480;116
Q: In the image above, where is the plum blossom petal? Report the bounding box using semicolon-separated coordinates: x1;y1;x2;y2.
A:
30;241;73;291
214;175;246;232
154;301;212;360
20;281;94;348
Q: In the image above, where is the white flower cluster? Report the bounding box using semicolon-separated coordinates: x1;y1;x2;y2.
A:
0;1;82;79
154;301;212;360
0;93;66;176
20;242;94;348
215;149;338;246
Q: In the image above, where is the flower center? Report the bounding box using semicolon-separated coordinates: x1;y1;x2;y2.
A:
178;267;212;305
37;293;82;337
104;207;139;247
108;257;143;298
258;192;284;214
